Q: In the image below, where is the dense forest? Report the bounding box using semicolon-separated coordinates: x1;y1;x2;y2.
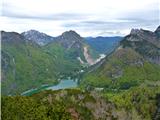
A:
2;84;160;120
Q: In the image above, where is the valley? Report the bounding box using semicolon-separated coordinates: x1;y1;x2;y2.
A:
1;30;117;95
1;26;160;120
1;0;160;119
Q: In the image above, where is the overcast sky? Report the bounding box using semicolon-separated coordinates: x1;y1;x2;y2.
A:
0;0;159;37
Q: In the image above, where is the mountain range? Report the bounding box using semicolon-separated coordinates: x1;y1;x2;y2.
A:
81;26;160;90
1;30;121;95
1;26;160;120
121;26;160;64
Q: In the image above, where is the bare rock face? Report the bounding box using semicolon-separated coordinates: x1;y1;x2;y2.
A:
83;46;95;65
22;30;54;45
129;28;159;46
155;25;160;38
120;26;160;64
130;29;142;35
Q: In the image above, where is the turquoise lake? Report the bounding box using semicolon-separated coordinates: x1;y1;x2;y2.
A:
46;79;77;90
21;79;77;96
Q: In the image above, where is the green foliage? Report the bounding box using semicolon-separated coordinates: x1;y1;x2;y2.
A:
103;86;160;120
2;41;57;95
2;87;160;120
81;48;160;90
44;42;84;77
2;96;72;120
1;89;96;120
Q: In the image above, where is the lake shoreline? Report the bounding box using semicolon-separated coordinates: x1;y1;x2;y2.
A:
21;79;78;96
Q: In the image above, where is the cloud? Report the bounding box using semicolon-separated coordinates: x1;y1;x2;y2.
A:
1;0;159;37
62;18;147;31
2;8;89;21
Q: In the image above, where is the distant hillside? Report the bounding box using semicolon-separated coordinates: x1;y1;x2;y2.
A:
22;30;119;65
22;30;122;55
81;26;160;90
85;36;122;54
2;27;160;120
43;30;100;77
1;31;58;95
1;30;100;95
22;29;101;65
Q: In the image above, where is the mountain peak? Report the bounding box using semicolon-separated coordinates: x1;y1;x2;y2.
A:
120;26;160;64
57;30;83;44
22;29;47;37
130;28;144;35
25;29;39;33
155;25;160;37
22;30;54;45
55;30;84;49
155;25;160;32
61;30;81;38
127;27;159;43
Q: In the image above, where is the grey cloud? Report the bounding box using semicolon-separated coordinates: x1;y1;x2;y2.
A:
2;8;89;20
2;0;159;37
118;8;159;24
63;7;159;32
2;1;89;20
97;31;124;36
62;18;159;36
63;20;136;30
